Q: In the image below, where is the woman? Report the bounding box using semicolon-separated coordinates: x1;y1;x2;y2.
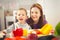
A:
27;3;47;29
27;3;54;35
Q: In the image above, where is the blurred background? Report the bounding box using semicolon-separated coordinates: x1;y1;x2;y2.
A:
0;0;60;30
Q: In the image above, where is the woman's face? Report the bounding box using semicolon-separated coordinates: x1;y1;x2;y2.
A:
30;7;41;22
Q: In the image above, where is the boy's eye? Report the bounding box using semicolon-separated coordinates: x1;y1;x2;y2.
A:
18;14;24;16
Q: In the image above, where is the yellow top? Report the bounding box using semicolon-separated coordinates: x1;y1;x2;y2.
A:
40;23;53;35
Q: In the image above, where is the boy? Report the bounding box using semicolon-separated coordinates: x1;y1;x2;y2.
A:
0;8;31;37
6;8;31;33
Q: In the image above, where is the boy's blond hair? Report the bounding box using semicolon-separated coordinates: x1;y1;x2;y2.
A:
17;8;27;15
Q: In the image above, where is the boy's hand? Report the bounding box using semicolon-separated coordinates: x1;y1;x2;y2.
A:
0;31;5;38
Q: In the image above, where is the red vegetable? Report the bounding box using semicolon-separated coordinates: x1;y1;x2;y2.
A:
13;28;23;37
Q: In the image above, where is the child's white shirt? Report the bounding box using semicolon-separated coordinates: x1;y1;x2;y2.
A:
4;22;31;33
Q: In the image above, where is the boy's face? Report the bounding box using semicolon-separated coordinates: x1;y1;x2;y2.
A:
16;10;27;23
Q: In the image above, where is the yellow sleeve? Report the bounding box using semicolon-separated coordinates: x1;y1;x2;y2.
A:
40;24;53;35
